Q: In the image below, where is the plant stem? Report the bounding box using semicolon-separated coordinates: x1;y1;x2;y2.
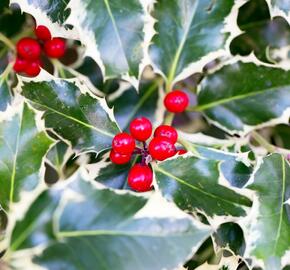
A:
0;32;15;51
251;131;276;153
163;112;174;125
177;137;200;156
51;59;66;78
0;63;13;84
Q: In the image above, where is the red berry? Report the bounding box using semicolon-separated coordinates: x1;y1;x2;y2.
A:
112;133;136;155
110;149;131;165
164;90;189;113
148;137;176;161
17;38;41;61
177;149;187;155
24;61;41;77
35;25;52;41
128;164;153;192
154;125;178;144
129;117;152;141
13;57;28;73
44;38;66;58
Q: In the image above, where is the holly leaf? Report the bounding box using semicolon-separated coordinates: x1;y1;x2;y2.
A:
108;80;164;130
10;189;62;251
0;102;53;211
230;0;290;63
246;154;290;269
21;78;120;153
197;61;290;134
12;175;211;270
149;0;235;88
191;145;253;188
154;155;252;217
0;78;11;112
213;222;246;256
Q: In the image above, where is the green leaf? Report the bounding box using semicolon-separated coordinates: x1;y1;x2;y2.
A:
213;222;246;256
21;78;120;153
69;0;146;80
230;0;290;63
247;154;290;267
197;62;290;133
192;145;253;188
0;102;53;211
31;176;211;270
154;155;252;217
149;0;234;88
0;79;11;112
10;189;61;251
108;80;163;130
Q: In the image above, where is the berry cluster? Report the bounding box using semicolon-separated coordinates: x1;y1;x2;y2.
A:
110;117;186;192
13;25;66;77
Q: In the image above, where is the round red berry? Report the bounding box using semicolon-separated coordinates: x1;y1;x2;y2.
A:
13;57;28;73
148;137;176;161
17;38;41;61
24;61;41;77
177;149;187;155
44;38;66;58
110;149;131;165
154;125;178;144
112;132;136;155
35;25;52;41
164;90;189;113
129;117;152;141
128;164;153;192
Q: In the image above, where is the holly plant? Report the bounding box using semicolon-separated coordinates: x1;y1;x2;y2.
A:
0;0;290;270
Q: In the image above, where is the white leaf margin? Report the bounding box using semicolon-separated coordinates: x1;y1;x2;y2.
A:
197;54;290;137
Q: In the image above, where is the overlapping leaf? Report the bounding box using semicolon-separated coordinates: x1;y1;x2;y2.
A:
0;102;53;211
194;145;253;188
8;175;211;270
246;154;290;269
154;155;252;217
21;78;120;153
149;0;234;88
197;61;290;134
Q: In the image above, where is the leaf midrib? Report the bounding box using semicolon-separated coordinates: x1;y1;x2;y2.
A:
167;1;198;87
155;166;249;207
103;0;129;70
196;84;290;111
9;109;23;205
29;100;115;138
273;156;286;254
57;229;197;238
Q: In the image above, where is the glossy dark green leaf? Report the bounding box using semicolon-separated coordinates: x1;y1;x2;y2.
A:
108;80;163;130
154;155;252;217
31;176;211;270
247;154;290;267
71;0;145;79
0;103;53;211
149;0;234;87
0;79;11;112
21;79;120;153
193;145;253;188
10;189;61;251
230;0;290;63
213;222;246;256
197;62;290;133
